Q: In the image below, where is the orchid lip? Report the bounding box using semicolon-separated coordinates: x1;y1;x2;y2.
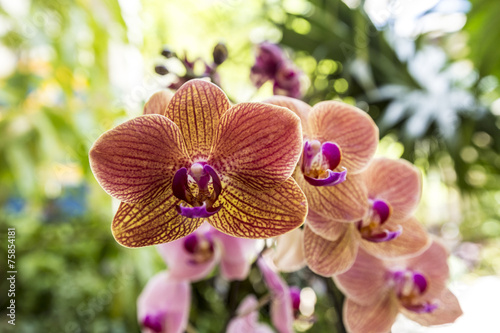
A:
304;168;347;186
364;227;402;243
371;199;391;225
302;140;345;187
172;163;223;218
403;302;438;314
142;313;164;333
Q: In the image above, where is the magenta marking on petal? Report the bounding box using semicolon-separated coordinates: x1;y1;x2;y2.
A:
172;167;189;202
183;234;199;254
364;227;402;243
290;286;301;311
321;142;342;171
303;169;347;187
372;199;391;224
412;272;428;294
177;203;222;218
204;164;222;198
142;313;164;333
403;302;438;314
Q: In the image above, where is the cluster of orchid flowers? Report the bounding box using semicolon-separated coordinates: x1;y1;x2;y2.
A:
89;44;462;333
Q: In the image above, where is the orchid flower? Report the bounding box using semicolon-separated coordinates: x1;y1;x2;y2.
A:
90;80;307;247
226;295;274;333
270;228;306;273
156;222;257;281
303;157;430;276
265;96;378;223
334;241;462;333
137;271;190;333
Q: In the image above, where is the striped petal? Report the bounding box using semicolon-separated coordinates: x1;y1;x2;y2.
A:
143;90;174;115
164;79;231;160
344;296;399;333
303;224;359;276
308;101;378;173
112;194;204;247
306;210;349;241
297;173;368;222
264;95;312;134
209;102;302;191
208;177;307;239
334;247;389;305
360;216;430;259
405;240;450;291
89;115;191;204
364;158;421;220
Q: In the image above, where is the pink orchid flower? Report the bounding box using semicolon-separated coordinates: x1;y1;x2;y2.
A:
334;241;463;333
137;271;190;333
227;295;274;333
303;157;429;276
265;96;378;223
156;222;257;281
89;80;307;247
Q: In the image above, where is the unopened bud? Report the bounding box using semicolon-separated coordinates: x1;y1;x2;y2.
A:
212;43;228;65
154;65;169;75
161;48;175;58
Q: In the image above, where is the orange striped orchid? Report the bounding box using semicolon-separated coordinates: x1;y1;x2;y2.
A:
264;96;378;223
303;158;430;276
334;241;462;333
90;80;307;247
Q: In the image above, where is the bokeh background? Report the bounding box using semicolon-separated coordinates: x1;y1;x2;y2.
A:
1;0;500;332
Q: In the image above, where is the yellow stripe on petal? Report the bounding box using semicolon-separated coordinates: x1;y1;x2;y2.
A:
89;115;191;204
308;101;378;173
165;79;231;160
303;224;359;276
112;194;204;248
209;102;302;191
208;177;307;239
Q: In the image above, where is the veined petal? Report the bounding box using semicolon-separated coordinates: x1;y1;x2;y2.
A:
144;90;174;115
364;158;421;220
308;101;378;173
303;224;358;276
137;271;191;333
263;95;311;134
165;79;231;160
402;288;462;326
360;216;430;259
306;211;349;241
272;228;306;273
89;115;190;204
209;103;302;191
334;247;389;305
297;173;368;222
208;177;307;239
344;296;399;333
112;194;204;247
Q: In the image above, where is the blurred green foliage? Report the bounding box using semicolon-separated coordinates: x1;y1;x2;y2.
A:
1;0;500;332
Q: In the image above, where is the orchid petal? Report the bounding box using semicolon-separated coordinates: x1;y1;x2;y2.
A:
209;103;302;191
264;95;312;134
303;224;358;276
334;247;389;305
364;157;421;220
344;296;399;333
303;168;347;187
360;216;430;259
137;271;190;333
402;288;462;326
271;228;306;273
156;225;219;282
208;177;307;239
143;90;174;115
212;229;258;280
89;115;190;204
257;257;294;333
112;194;204;247
297;173;368;222
227;295;274;333
164;79;231;160
306;210;349;241
308;101;378;173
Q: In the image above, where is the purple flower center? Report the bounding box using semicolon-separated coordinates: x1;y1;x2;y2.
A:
183;232;215;264
289;286;301;311
391;269;438;314
142;313;164;333
172;163;222;218
301;140;346;187
357;199;401;243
